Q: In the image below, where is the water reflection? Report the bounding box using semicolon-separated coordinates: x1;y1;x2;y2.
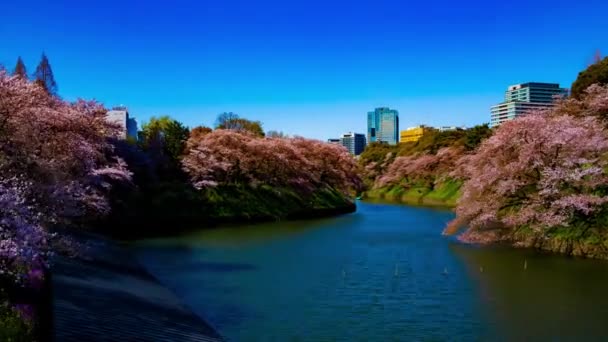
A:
450;243;608;340
136;202;608;341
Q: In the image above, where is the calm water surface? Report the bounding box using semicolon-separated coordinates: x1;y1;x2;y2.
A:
135;201;608;341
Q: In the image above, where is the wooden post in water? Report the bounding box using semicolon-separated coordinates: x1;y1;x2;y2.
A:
524;259;528;271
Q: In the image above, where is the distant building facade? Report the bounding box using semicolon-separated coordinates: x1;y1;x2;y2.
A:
400;126;426;143
490;82;568;127
340;132;366;155
327;133;366;155
367;107;399;145
436;126;465;132
106;106;138;140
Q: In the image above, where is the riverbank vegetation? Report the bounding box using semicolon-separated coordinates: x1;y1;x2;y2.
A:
447;84;608;258
0;68;132;337
360;125;491;206
104;113;361;238
0;58;361;335
360;57;608;258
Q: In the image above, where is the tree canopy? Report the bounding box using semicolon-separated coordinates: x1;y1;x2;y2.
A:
0;70;130;293
572;56;608;98
446;85;608;243
183;129;361;195
139;116;189;162
32;53;58;96
215;112;265;137
12;57;27;80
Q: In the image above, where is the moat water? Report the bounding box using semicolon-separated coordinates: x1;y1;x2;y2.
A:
136;201;608;341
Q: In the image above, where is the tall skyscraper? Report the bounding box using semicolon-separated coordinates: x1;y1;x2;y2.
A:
106;106;138;140
490;82;568;127
367;107;399;145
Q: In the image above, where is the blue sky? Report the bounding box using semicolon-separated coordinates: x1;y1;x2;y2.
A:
1;0;607;140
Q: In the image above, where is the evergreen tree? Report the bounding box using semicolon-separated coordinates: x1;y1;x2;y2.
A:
32;53;57;96
12;57;27;79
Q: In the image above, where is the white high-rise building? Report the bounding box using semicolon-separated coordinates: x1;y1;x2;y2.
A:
490;83;568;127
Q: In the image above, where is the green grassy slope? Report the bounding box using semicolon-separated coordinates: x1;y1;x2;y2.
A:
364;180;461;207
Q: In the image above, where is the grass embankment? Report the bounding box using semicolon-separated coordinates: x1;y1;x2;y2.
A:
363;180;461;207
103;183;356;239
509;223;608;259
0;306;31;342
202;184;355;221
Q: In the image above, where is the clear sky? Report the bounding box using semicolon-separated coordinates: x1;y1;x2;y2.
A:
1;0;607;140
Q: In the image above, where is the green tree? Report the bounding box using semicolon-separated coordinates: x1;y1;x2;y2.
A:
32;53;58;96
140;116;189;162
571;56;608;98
463;124;492;150
359;142;399;165
12;57;27;79
215;112;265;137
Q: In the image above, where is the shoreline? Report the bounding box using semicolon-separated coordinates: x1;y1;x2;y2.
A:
362;194;608;261
362;191;457;209
51;231;225;341
106;202;357;240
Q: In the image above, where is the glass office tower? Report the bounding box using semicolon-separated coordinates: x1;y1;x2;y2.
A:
367;107;399;145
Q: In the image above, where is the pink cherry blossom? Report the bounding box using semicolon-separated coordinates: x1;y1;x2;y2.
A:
446;92;608;237
0;71;131;306
182;130;362;196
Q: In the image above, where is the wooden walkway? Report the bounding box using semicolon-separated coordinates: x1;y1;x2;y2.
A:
51;234;224;342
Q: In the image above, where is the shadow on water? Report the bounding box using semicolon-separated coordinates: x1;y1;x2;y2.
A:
449;242;608;341
138;212;362;249
183;261;257;273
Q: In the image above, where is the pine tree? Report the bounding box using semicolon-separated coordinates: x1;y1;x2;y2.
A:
13;57;27;79
33;53;58;96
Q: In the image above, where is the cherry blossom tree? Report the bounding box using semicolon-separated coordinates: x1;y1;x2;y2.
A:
0;72;131;220
182;130;361;196
0;71;131;319
375;147;463;189
445;110;608;241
